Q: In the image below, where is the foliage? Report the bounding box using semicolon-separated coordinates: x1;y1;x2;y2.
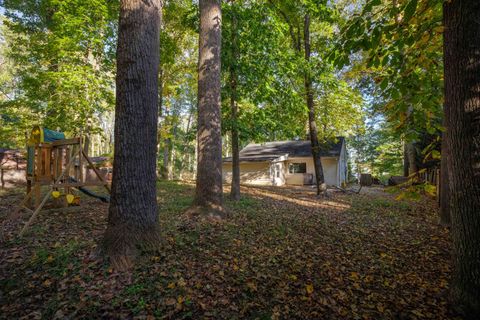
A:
349;122;403;181
1;0;118;145
221;0;364;147
333;0;443;142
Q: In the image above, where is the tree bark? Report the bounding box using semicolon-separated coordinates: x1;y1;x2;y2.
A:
405;142;418;176
102;0;161;270
162;137;171;179
304;13;325;195
193;0;224;216
157;65;164;177
230;5;240;201
439;119;450;226
444;0;480;316
403;140;409;177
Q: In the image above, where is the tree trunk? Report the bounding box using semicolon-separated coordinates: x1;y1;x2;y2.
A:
405;142;417;176
193;0;224;216
444;0;480;316
102;0;161;270
230;5;240;201
84;134;90;157
403;140;409;177
162;137;171;179
157;66;164;177
83;133;91;181
304;13;325;195
439;119;450;226
170;140;175;179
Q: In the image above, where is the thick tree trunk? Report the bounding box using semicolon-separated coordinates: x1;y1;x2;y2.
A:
230;6;240;201
439;120;450;226
102;0;161;270
193;0;224;216
444;0;480;316
304;13;325;195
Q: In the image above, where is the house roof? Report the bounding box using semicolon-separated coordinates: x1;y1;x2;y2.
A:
223;137;345;162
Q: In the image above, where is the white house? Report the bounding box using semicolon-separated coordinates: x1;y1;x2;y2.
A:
222;137;347;187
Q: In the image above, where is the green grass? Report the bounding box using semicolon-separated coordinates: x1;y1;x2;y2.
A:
30;240;82;276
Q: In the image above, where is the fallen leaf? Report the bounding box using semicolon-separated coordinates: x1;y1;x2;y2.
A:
306;283;314;295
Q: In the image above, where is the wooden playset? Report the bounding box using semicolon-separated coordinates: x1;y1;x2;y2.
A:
10;126;110;236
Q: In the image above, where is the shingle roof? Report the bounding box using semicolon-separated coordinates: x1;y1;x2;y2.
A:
224;137;344;162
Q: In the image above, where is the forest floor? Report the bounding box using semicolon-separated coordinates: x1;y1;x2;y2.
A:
0;181;457;319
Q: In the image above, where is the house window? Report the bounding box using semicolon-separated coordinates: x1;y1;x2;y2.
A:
288;163;306;174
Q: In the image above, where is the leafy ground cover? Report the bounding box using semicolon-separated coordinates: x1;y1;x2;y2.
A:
1;181;457;319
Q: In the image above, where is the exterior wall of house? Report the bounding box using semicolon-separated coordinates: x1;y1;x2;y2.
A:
223;157;341;187
271;161;286;186
285;157;338;186
222;139;348;187
222;161;272;185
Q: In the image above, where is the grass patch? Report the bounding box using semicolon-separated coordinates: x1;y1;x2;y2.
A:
30;240;82;276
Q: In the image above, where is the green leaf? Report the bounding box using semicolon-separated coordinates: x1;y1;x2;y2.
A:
364;0;382;13
403;0;418;22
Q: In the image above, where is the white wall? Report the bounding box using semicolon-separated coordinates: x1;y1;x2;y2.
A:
223;155;343;187
222;162;272;185
271;161;285;186
285;157;339;186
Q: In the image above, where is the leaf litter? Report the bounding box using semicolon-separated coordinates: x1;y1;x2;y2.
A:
0;182;458;319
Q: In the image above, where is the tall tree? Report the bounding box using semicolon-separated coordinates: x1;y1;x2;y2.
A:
443;0;480;316
268;1;329;195
193;0;224;216
102;0;162;269
304;12;325;195
228;2;240;201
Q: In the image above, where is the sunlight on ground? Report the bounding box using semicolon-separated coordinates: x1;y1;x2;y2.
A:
241;186;352;211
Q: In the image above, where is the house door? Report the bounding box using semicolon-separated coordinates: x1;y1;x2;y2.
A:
273;163;282;186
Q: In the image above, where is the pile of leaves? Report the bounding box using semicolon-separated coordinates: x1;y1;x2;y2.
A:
0;181;457;319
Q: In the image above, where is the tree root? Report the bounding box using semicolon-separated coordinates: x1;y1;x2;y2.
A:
100;223;161;271
178;204;229;230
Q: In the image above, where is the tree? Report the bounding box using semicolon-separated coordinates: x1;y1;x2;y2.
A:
304;12;326;195
192;0;225;216
335;0;443;188
227;1;240;201
102;0;162;269
444;0;480;316
439;117;450;225
267;1;332;195
158;0;198;179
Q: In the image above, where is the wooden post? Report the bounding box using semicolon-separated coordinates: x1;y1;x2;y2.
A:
78;137;83;183
26;179;32;208
64;146;71;204
19;189;51;237
82;149;111;192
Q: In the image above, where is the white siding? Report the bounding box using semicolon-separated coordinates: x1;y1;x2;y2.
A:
222;139;347;187
222;162;272;185
284;157;339;186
